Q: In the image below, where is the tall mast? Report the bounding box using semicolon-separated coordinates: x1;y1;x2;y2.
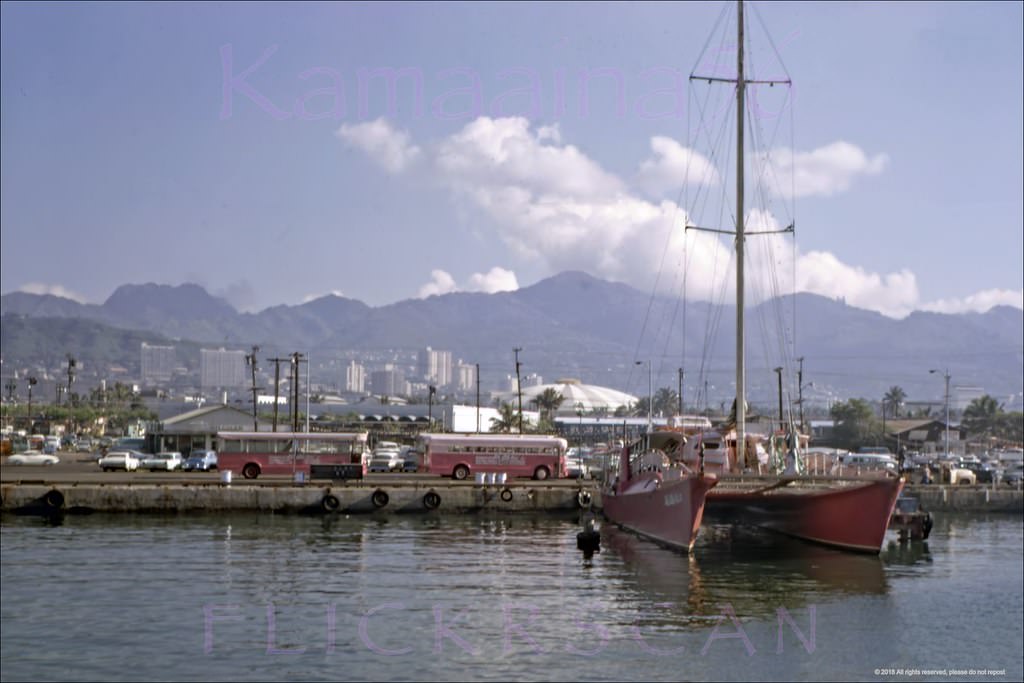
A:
735;0;746;466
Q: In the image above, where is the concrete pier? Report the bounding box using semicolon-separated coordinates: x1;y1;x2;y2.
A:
0;480;1019;516
0;480;598;515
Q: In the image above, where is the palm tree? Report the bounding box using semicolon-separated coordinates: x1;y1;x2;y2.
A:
653;388;679;417
883;386;906;418
532;388;564;424
962;395;1003;442
489;402;518;433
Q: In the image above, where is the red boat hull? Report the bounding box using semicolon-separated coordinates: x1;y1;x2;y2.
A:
602;474;717;553
705;475;905;553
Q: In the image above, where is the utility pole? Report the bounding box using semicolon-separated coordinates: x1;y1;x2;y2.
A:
930;368;951;456
513;347;523;434
475;363;481;433
66;355;76;408
27;376;37;432
428;385;436;428
268;357;286;432
678;368;684;418
291;352;305;433
246;346;260;432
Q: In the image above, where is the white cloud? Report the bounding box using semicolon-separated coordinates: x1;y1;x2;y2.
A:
301;290;345;303
435;116;622;199
417;267;520;298
637;136;720;196
17;282;88;303
341;117;1017;319
467;267;519;293
336;118;421;173
417;270;458;298
920;289;1024;315
793;250;920;318
763;141;888;197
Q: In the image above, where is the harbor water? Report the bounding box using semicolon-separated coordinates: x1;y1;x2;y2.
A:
1;512;1021;682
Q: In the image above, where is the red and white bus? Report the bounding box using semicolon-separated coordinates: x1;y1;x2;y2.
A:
417;433;568;481
216;431;368;479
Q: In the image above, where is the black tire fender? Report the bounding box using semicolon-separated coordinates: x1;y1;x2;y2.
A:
43;489;65;509
371;489;390;508
500;488;514;502
423;491;441;510
321;493;341;513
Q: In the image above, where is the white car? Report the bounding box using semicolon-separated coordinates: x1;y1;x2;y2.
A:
7;450;60;466
368;448;402;473
98;450;141;472
142;452;183;471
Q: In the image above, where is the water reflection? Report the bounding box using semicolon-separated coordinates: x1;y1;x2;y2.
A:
599;520;887;626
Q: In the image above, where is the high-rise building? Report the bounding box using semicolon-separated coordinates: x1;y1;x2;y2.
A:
140;342;176;386
200;348;246;389
370;365;406;396
456;361;477;392
345;360;366;393
418;347;452;387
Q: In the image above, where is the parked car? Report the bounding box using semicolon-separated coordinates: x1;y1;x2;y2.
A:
368;446;402;473
142;451;183;471
1003;465;1024;488
367;454;393;473
401;449;420;473
182;450;218;472
7;450;60;466
98;450;141;472
566;454;591;479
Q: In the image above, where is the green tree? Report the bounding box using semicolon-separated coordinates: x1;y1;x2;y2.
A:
996;412;1024;443
489;402;518;433
531;388;565;424
962;395;1003;442
653;387;679;417
883;386;907;418
830;398;881;450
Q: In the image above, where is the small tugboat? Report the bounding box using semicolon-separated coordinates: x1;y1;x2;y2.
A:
888;494;933;542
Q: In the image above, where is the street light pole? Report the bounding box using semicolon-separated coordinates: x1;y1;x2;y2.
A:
930;368;951;456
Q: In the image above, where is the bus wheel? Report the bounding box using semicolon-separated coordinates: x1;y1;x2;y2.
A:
533;466;550;481
372;489;390;508
242;463;260;480
423;491;441;510
321;494;341;513
453;465;470;481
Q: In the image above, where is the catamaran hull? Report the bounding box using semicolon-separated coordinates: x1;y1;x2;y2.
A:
602;477;716;553
705;476;905;553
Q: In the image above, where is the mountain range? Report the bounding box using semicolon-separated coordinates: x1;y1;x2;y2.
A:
2;271;1022;407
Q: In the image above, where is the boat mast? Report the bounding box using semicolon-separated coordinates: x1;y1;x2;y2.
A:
735;0;746;468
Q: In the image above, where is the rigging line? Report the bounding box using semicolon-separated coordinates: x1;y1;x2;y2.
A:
751;1;793;83
689;1;732;80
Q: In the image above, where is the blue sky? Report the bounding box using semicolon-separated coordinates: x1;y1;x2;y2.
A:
2;1;1021;318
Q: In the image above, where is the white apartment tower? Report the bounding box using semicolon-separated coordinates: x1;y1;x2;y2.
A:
418;347;452;387
140;342;175;386
200;348;247;389
345;360;366;393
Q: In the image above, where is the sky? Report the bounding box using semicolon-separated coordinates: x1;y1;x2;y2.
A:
1;1;1022;319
